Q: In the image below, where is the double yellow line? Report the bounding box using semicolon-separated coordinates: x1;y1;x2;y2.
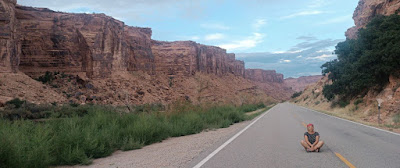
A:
300;122;356;168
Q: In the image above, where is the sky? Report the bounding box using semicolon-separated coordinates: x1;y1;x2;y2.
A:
19;0;359;78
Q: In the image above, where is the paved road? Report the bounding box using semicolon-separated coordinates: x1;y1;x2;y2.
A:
189;103;400;168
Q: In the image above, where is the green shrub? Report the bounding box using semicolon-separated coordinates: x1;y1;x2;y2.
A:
354;99;363;105
338;100;350;108
237;103;265;113
36;71;55;84
0;103;270;167
393;113;400;124
5;98;26;108
315;101;320;105
291;91;303;99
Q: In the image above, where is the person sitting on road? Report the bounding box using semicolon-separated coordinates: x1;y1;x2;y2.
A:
301;123;324;152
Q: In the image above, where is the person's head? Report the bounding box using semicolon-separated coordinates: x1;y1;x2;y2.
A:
307;123;314;132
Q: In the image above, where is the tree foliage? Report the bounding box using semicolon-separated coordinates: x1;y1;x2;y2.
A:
321;14;400;101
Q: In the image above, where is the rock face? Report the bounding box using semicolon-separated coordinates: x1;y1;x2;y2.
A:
227;53;245;77
245;69;284;83
152;40;245;77
0;0;19;73
12;5;156;78
123;26;154;74
16;6;125;78
0;0;295;105
284;75;323;92
346;0;400;39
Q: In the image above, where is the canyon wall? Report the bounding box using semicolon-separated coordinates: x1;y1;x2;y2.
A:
284;75;323;92
0;0;18;73
0;0;294;105
123;26;154;74
346;0;400;39
4;5;155;78
152;40;245;77
0;1;280;83
245;69;284;83
1;3;249;79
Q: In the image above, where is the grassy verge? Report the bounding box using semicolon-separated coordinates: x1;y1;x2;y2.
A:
0;102;270;167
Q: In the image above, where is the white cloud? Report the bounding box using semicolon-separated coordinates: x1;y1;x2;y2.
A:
218;33;265;51
316;15;352;25
200;23;230;30
305;54;335;61
272;51;286;54
204;33;225;41
272;49;308;54
297;55;303;58
253;19;267;31
281;10;325;19
279;59;291;63
316;49;332;53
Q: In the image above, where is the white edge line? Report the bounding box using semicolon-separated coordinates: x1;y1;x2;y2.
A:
193;105;276;168
294;104;400;136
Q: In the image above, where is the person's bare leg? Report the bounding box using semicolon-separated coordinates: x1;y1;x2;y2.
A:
314;141;324;152
300;140;311;150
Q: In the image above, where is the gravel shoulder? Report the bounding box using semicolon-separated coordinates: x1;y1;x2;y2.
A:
59;119;252;168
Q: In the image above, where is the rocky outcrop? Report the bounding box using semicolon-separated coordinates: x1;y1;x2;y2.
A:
284;75;323;92
16;6;124;78
123;26;154;74
245;69;284;83
0;0;19;73
152;41;199;76
346;0;400;39
227;53;245;77
11;5;156;78
152;40;245;77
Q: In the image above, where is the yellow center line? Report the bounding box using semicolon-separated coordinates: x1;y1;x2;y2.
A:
335;153;356;168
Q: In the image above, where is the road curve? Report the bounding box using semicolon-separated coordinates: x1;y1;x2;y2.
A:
188;103;400;168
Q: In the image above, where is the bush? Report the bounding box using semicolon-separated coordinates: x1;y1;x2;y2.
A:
354;99;363;105
322;14;400;100
291;91;303;99
315;101;320;105
36;71;56;84
393;113;400;124
338;100;350;108
237;103;265;113
0;103;270;167
5;98;26;108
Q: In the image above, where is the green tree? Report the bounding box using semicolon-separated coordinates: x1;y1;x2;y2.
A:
321;14;400;100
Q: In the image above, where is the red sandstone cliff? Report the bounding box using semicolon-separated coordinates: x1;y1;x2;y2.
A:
15;5;155;78
151;40;245;77
0;0;294;105
0;0;19;73
346;0;400;39
245;69;284;83
284;75;323;92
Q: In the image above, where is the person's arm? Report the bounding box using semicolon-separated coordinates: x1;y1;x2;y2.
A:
312;135;320;146
304;135;313;147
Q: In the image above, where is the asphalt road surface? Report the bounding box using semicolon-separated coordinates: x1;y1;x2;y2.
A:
189;103;400;168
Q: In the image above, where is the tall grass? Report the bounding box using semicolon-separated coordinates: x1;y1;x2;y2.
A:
0;103;270;167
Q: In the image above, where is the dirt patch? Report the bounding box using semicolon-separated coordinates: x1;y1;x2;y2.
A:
0;72;66;105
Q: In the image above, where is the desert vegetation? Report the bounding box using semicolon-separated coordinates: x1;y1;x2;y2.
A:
321;14;400;101
0;99;270;167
